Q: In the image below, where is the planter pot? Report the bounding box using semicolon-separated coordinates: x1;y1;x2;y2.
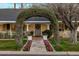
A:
43;35;48;40
27;36;32;40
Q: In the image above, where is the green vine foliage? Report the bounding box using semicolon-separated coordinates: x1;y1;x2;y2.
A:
16;8;58;47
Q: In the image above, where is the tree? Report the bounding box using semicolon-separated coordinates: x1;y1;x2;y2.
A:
33;3;79;43
57;4;79;43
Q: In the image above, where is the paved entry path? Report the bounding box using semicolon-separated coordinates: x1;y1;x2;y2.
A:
30;37;47;52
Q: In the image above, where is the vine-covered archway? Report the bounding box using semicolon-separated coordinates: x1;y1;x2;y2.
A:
16;8;58;47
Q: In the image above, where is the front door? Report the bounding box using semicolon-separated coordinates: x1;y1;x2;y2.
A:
35;24;41;36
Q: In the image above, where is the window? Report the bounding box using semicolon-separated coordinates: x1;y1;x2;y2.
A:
23;3;32;8
0;3;32;9
0;3;14;9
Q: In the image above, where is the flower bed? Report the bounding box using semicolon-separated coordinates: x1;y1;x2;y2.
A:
23;40;32;51
44;40;53;51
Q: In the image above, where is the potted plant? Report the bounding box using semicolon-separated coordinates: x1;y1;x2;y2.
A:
42;32;48;40
27;31;33;40
42;30;52;40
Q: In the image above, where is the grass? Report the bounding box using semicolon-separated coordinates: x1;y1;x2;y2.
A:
0;38;27;51
0;40;18;51
49;38;79;51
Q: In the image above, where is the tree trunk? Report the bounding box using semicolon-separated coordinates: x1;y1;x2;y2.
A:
54;23;60;44
70;30;77;44
15;24;23;48
15;35;23;47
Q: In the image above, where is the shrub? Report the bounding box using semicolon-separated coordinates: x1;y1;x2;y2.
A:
30;31;33;35
27;31;33;36
50;38;57;46
42;30;52;38
54;44;63;51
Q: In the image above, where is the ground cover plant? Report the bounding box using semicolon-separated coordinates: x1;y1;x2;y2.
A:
49;38;79;51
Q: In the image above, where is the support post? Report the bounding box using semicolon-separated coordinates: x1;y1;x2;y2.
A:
47;24;50;30
10;24;12;38
27;24;29;31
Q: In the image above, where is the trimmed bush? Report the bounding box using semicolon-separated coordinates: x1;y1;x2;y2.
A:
27;31;33;36
42;30;52;38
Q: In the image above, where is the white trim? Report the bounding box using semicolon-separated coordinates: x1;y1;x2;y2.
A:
72;21;79;22
0;21;79;23
58;21;79;23
58;21;62;22
24;21;50;23
0;21;50;23
0;21;16;23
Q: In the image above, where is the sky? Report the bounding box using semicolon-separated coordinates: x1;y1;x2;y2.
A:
0;3;32;9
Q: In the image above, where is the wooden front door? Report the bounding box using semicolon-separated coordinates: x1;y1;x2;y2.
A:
35;24;41;36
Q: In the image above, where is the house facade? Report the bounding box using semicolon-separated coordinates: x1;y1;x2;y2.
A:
0;9;79;39
0;9;51;38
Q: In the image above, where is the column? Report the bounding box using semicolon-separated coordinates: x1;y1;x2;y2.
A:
41;24;42;35
10;24;12;37
34;24;35;36
47;24;50;30
27;24;29;31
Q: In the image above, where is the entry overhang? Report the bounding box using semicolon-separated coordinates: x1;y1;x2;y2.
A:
25;17;51;24
24;21;50;24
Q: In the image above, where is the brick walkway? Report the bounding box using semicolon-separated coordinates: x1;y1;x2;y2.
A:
22;37;54;52
30;37;47;52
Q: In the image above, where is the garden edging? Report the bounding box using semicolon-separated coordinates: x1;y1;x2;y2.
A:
0;51;79;56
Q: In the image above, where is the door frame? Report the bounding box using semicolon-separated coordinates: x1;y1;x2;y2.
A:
34;24;42;36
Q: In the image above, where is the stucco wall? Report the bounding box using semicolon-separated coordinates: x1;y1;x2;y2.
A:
0;24;48;32
23;24;27;31
11;24;16;31
0;24;16;32
28;24;35;31
41;24;47;32
0;24;3;31
27;24;48;32
0;23;78;38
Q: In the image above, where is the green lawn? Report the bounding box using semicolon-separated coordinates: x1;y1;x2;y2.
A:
49;38;79;51
0;39;27;51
